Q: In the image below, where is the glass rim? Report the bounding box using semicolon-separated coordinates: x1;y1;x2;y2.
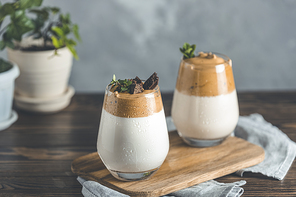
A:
181;52;231;67
105;84;160;98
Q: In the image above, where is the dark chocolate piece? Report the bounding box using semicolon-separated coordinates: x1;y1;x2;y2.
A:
130;83;143;94
143;72;159;90
129;76;144;94
134;76;142;84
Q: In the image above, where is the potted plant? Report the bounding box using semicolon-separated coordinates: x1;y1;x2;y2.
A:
0;1;29;130
2;0;81;113
0;60;19;131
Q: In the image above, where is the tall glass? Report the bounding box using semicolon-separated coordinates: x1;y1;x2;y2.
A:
97;85;169;181
171;52;239;147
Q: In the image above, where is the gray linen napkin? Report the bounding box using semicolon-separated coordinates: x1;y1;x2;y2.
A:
77;113;296;197
167;114;296;180
234;114;296;180
77;176;245;197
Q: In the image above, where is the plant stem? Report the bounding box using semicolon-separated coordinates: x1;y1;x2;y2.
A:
42;22;52;48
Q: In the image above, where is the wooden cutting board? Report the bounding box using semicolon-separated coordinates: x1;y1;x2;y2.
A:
71;131;264;197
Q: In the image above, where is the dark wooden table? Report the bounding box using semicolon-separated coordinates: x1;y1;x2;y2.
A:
0;92;295;196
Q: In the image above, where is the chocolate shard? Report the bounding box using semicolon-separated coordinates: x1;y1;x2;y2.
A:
134;76;142;84
129;76;144;94
130;83;143;94
143;72;159;90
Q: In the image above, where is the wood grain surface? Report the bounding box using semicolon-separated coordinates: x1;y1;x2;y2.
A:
0;92;295;196
72;133;264;197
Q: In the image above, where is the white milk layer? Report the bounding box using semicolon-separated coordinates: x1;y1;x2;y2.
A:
97;109;169;172
171;90;239;139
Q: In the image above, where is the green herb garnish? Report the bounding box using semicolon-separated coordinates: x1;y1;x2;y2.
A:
179;42;196;59
109;75;133;93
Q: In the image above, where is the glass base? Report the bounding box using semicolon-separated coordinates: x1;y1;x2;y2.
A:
179;132;229;147
109;167;159;181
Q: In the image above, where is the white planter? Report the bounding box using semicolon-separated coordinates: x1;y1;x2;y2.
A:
7;47;73;98
14;85;75;113
0;64;19;123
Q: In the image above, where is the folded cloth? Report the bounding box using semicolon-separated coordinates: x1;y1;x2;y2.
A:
77;114;296;197
234;114;296;180
167;114;296;180
77;176;246;197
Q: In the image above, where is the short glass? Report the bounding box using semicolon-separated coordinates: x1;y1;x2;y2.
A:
97;85;169;181
171;52;239;147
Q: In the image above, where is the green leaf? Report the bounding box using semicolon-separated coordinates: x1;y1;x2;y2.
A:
59;39;64;47
59;13;71;24
180;42;196;59
66;44;79;60
113;74;116;81
4;40;14;49
185;48;192;54
7;11;35;41
0;58;13;73
121;87;128;92
183;42;190;50
0;41;5;50
127;80;132;86
65;39;77;46
73;24;81;42
50;7;60;14
29;9;49;20
31;17;46;34
51;26;64;37
61;24;70;35
51;36;60;48
191;44;196;52
0;3;14;21
183;54;189;58
18;0;43;9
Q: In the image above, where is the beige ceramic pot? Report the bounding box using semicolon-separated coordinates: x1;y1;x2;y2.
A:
7;47;73;98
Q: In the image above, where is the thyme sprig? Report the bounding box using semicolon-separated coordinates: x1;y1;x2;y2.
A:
109;74;133;93
179;42;196;59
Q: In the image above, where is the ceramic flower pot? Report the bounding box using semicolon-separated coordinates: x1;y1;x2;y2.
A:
7;47;73;98
0;64;19;130
14;85;75;113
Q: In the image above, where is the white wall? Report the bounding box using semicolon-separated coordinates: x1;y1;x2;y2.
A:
1;0;296;92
